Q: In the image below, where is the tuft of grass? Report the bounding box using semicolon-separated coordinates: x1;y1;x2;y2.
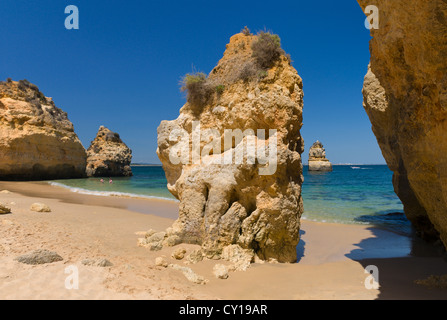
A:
257;70;268;79
241;26;252;36
238;62;258;82
251;31;285;69
180;72;213;108
215;85;225;95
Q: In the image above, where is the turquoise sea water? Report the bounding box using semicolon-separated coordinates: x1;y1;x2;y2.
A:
49;165;411;234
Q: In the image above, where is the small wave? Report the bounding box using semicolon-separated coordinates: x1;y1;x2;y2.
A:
301;215;370;226
351;167;361;169
48;182;178;202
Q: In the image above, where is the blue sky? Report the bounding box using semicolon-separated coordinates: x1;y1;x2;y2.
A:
0;0;384;164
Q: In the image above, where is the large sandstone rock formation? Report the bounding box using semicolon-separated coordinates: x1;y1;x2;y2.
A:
358;0;447;245
86;126;133;177
308;141;332;172
157;32;304;263
0;79;87;180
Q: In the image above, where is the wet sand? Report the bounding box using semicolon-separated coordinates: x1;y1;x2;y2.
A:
0;181;446;300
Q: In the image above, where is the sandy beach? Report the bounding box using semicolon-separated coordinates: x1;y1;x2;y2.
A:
1;181;446;300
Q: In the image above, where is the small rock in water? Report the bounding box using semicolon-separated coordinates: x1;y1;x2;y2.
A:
0;203;11;214
15;249;63;265
213;264;229;279
171;247;187;260
30;203;51;213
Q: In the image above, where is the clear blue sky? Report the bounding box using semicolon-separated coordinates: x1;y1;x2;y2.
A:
0;0;385;165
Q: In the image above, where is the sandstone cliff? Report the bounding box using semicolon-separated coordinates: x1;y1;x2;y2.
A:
308;141;332;172
156;32;304;263
0;79;87;180
358;0;447;245
86;126;132;177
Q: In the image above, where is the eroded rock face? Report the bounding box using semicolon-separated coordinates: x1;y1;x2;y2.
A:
308;141;332;172
358;0;447;245
157;33;304;263
0;79;87;180
86;126;133;177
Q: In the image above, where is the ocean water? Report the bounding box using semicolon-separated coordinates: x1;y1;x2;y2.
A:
49;165;411;234
302;165;410;235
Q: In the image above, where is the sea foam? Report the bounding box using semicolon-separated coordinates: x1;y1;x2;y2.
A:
48;181;178;202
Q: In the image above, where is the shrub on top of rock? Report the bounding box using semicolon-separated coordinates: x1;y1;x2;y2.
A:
241;26;252;36
180;72;213;110
251;31;285;69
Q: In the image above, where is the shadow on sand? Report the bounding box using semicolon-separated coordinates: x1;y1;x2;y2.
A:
296;229;306;263
346;226;447;299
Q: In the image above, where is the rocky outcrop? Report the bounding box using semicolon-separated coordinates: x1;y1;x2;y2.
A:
157;32;304;263
308;141;332;172
358;0;447;246
0;79;87;180
86;126;133;177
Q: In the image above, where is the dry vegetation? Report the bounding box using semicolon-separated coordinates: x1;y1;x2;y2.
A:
180;29;290;110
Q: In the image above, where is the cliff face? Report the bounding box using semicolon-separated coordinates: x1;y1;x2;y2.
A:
308;141;332;172
157;33;304;262
86;126;133;177
0;79;87;180
358;0;447;244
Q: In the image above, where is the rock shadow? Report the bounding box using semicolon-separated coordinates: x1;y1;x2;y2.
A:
296;229;306;263
346;226;447;300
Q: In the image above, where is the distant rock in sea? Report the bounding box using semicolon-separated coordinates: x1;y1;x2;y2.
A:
0;79;87;180
308;141;332;172
157;31;304;263
358;0;447;248
86;126;133;177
